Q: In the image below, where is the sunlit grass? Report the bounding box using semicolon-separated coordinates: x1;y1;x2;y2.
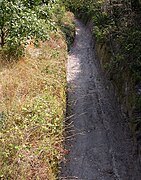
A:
0;12;75;180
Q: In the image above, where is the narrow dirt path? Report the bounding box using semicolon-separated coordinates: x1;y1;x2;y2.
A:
60;20;141;180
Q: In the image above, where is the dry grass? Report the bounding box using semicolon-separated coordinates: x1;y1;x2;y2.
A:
0;12;75;179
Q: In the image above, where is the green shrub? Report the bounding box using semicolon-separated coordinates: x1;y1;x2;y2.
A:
0;0;65;57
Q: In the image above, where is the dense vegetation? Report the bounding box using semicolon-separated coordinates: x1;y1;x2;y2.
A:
1;0;141;179
65;0;141;147
0;0;67;57
0;0;75;179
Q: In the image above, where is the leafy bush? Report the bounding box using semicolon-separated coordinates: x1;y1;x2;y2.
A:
0;0;65;57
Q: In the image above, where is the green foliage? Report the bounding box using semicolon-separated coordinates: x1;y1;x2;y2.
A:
92;12;116;42
0;0;65;57
60;12;75;49
49;0;66;24
61;23;75;49
117;28;141;81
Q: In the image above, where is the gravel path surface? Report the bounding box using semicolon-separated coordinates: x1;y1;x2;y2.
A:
60;19;141;180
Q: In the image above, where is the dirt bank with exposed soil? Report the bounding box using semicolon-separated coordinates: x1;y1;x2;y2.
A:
60;19;141;180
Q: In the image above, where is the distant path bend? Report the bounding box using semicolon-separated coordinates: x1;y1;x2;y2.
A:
60;19;141;180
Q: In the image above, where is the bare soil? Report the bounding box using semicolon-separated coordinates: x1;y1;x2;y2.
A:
60;20;141;180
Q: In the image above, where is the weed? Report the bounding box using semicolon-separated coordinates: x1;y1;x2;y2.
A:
0;12;75;180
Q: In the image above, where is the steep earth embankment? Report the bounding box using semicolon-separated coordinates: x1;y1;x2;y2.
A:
60;20;141;180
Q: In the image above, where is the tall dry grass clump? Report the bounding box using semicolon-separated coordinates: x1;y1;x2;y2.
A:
0;29;68;179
